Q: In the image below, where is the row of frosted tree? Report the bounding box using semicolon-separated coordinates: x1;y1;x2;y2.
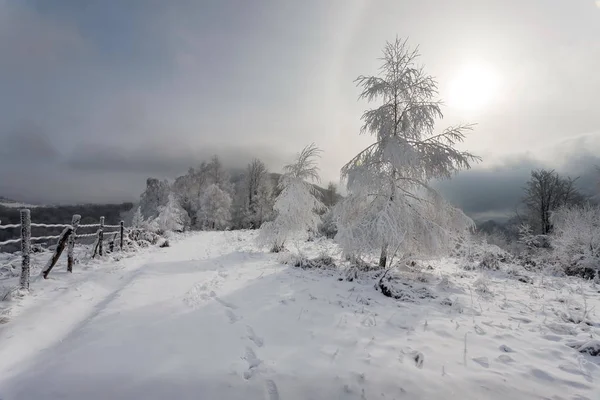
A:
132;154;340;236
134;37;482;269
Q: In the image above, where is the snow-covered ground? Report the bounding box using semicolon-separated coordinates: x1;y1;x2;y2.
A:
0;231;598;399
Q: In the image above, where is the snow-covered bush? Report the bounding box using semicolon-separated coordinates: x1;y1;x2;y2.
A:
334;38;478;268
454;234;512;271
197;184;232;230
284;253;337;270
377;271;437;302
567;339;600;356
259;144;324;252
125;228;164;249
551;204;600;279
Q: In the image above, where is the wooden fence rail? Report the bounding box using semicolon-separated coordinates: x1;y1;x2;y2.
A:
0;209;125;290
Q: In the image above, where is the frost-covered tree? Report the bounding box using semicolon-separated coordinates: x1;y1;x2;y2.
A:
323;182;339;208
172;163;212;224
156;193;189;233
139;178;170;220
551;204;600;277
243;159;273;228
207;155;233;193
198;183;232;230
131;206;145;228
259;144;324;252
335;38;479;268
523;169;583;235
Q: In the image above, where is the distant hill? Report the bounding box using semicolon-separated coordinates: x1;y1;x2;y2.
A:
0;197;40;209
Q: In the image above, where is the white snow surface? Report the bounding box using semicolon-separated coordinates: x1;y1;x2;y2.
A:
0;231;599;399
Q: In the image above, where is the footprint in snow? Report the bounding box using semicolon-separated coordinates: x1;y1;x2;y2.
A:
264;380;280;400
214;295;238;310
242;347;261;380
472;357;489;368
499;344;514;353
474;325;486;335
413;352;424;369
247;326;264;347
496;354;514;364
226;309;241;323
541;334;562;342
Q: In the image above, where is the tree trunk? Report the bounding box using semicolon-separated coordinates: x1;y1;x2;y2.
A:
379;242;388;268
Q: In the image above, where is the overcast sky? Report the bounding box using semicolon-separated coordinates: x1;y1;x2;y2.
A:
1;0;599;219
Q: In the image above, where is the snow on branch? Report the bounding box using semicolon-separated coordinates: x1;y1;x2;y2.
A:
335;37;479;268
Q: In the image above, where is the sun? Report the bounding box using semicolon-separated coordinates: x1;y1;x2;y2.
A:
447;62;500;112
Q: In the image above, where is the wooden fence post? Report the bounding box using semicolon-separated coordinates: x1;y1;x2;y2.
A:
42;226;73;279
19;209;31;291
98;216;104;256
67;214;81;273
120;220;124;251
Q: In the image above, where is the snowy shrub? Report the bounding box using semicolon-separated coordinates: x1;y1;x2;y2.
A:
259;144;324;252
506;268;533;284
567;339;600;356
551;204;600;279
125;228;164;249
334;38;477;269
455;234;511;271
285;253;337;270
478;252;500;270
518;224;551;251
473;276;493;298
377;272;437;302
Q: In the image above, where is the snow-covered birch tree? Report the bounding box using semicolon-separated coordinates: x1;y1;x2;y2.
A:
259;144;324;252
335;38;479;268
244;159;273;228
156;193;189;233
198;183;232;230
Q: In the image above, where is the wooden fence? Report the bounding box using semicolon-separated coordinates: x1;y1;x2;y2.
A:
0;209;125;290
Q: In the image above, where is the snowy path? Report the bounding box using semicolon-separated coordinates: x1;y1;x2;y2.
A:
0;231;599;399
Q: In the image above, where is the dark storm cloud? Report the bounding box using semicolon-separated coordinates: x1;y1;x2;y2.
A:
436;144;600;222
66;142;290;176
1;124;59;162
435;157;538;220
